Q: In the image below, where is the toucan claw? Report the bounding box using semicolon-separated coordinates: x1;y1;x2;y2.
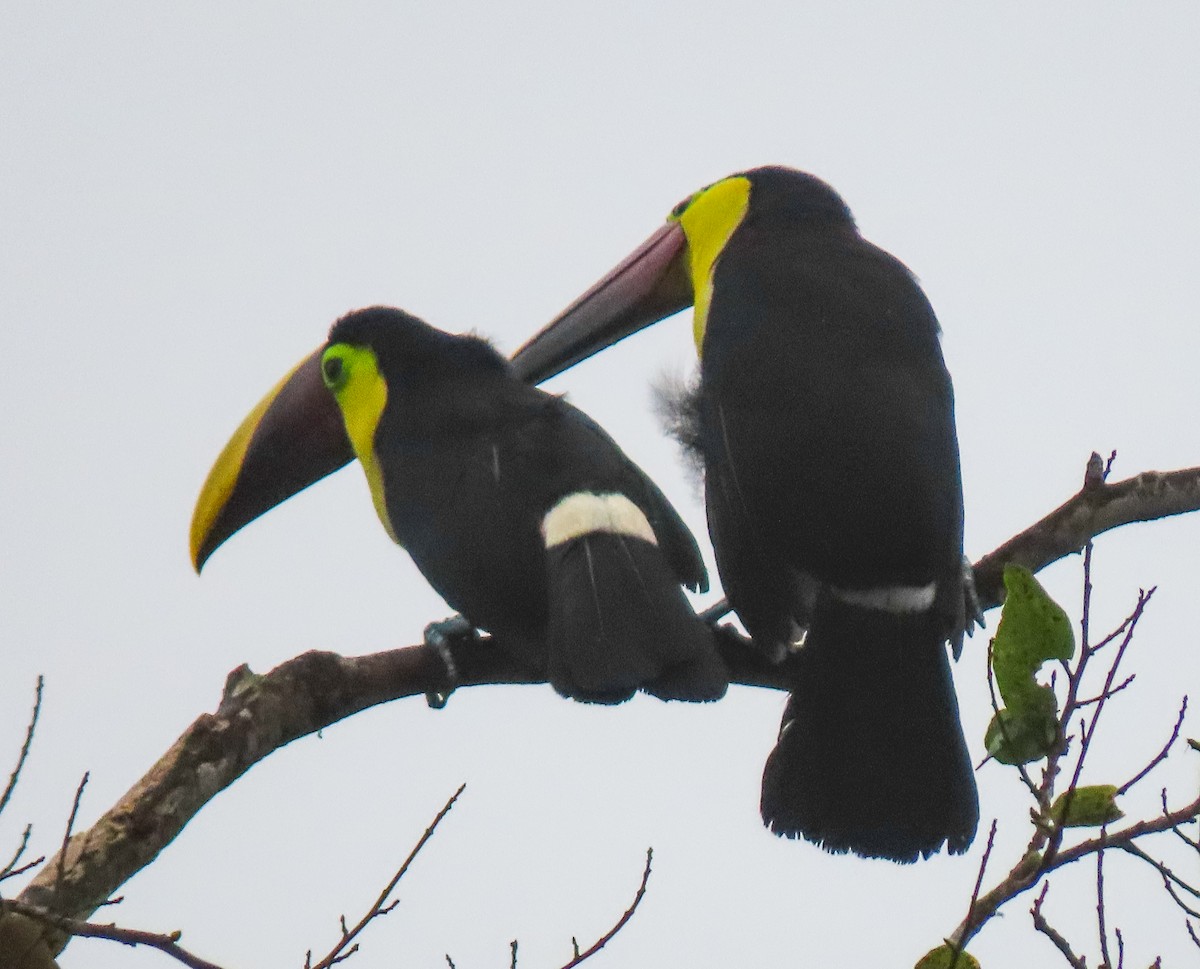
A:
962;556;986;636
422;614;477;709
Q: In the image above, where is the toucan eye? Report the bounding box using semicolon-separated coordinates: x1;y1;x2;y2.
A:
322;355;344;388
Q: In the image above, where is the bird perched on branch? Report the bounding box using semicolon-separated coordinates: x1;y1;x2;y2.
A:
510;166;979;860
190;307;726;704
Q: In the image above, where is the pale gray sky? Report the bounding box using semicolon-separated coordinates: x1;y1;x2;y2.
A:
3;3;1200;967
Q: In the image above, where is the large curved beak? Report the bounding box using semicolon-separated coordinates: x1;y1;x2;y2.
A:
189;347;352;571
510;221;693;384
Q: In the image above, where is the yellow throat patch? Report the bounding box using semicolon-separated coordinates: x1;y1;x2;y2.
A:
670;175;751;355
321;343;400;544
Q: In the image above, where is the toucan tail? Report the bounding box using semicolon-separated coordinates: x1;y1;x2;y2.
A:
542;492;728;704
760;594;978;862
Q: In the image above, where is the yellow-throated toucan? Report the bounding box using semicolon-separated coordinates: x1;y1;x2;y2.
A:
191;306;727;704
510;166;979;861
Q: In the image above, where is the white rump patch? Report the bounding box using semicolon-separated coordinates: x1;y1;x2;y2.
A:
542;492;657;548
831;582;937;614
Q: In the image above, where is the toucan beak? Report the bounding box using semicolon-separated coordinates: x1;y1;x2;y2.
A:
510;221;693;384
189;346;352;571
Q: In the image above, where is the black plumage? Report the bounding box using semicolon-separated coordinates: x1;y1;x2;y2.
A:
329;307;726;704
512;166;979;860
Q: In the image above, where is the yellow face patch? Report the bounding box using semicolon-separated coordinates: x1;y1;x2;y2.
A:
668;175;751;355
321;343;400;544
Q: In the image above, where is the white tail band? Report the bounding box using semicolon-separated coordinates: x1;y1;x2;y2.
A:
542;492;657;548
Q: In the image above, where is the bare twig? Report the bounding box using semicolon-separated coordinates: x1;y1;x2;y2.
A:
308;784;465;969
1;825;40;882
1119;843;1200;908
53;773;89;905
1074;591;1154;786
557;848;653;969
1097;831;1111;969
1118;698;1188;796
1;676;44;818
1039;582;1153;874
1164;788;1200;853
0;897;226;969
1031;883;1086;969
1073;674;1136;708
949;820;999;964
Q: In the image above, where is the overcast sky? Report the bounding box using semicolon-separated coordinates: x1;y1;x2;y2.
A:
3;3;1200;967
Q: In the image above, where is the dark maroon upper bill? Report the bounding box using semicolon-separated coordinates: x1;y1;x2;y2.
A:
509;222;693;384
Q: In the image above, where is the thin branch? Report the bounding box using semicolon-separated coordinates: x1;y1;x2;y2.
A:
1031;883;1087;969
1073;674;1136;709
1047;586;1153;869
0;897;227;969
1;825;38;881
1165;788;1200;852
1121;845;1200;921
1097;833;1111;969
308;785;465;969
1118;697;1188;795
557;848;653;969
1;676;44;818
1119;843;1200;902
54;773;89;905
949;819;999;964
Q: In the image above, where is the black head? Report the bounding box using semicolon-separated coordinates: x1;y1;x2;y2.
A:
327;306;509;383
736;166;857;229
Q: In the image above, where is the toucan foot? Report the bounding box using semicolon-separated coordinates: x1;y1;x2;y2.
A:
962;556;986;636
423;614;477;708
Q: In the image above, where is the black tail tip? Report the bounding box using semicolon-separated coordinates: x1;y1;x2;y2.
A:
759;722;980;864
760;800;977;864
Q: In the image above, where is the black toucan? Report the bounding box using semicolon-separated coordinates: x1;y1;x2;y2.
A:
510;166;979;861
190;307;726;704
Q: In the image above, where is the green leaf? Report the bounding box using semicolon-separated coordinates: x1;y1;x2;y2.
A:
992;565;1075;713
985;567;1075;768
1050;785;1124;827
984;704;1059;765
915;943;980;969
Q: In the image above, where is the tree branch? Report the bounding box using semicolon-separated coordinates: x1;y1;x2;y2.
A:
1031;884;1086;969
0;897;227;969
557;847;653;969
306;784;465;969
1;677;43;819
13;460;1200;957
972;461;1200;611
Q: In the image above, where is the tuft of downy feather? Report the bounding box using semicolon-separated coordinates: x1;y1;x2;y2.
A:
652;368;705;485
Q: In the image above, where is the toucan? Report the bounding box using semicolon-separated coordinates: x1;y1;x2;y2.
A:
190;306;727;704
509;166;979;861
